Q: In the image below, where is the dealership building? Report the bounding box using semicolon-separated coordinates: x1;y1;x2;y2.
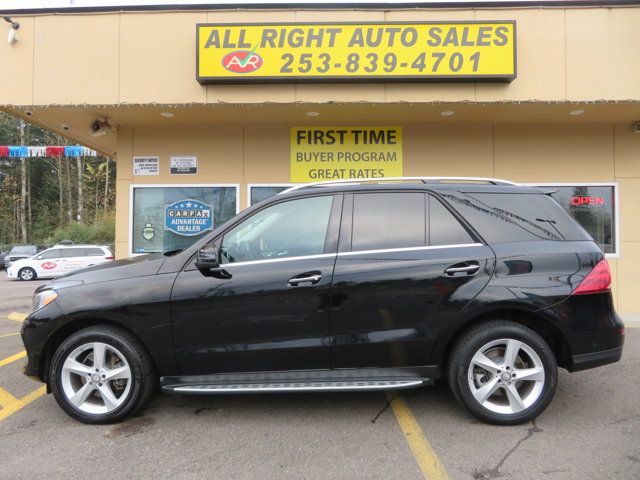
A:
1;0;639;311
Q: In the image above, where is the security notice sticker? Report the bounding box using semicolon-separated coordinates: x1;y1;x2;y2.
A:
291;127;402;182
133;156;159;176
196;22;516;84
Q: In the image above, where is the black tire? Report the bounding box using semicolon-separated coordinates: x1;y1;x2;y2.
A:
447;320;557;425
18;267;36;281
50;325;155;424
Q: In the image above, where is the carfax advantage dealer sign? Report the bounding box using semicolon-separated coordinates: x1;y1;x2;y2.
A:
196;22;516;83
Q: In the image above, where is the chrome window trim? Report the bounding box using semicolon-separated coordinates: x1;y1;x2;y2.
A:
222;243;483;267
337;243;483;257
222;253;337;267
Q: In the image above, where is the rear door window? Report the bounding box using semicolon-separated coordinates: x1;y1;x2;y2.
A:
351;193;426;251
86;248;105;256
428;196;475;246
61;248;87;258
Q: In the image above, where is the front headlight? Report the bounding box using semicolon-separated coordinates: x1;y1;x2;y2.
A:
32;290;58;312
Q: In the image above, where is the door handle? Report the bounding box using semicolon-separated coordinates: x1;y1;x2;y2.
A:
445;262;480;276
288;274;322;287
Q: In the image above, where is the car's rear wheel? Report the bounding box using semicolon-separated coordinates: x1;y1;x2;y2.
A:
18;267;36;281
447;320;557;425
50;325;155;424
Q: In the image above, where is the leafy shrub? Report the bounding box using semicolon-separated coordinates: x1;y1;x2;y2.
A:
46;216;115;248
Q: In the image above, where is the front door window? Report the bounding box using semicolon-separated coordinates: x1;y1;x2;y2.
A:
220;195;334;264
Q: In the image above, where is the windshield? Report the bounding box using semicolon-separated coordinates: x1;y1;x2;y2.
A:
10;246;36;254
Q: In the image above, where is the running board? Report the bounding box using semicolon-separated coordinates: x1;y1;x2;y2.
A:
165;379;425;394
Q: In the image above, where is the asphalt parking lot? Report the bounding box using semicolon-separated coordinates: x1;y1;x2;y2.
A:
0;275;639;480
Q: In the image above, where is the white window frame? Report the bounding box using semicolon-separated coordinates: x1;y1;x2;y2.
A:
247;183;297;207
129;183;240;257
526;182;619;259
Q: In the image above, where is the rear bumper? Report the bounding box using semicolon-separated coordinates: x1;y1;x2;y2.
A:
569;346;623;372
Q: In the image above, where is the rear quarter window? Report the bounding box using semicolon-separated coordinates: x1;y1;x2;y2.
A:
467;193;592;242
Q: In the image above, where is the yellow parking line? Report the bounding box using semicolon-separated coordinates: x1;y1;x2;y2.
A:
0;387;19;407
7;312;27;322
0;351;26;368
0;332;20;338
0;386;46;422
387;392;450;480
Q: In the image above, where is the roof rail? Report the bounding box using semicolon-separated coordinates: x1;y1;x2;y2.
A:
280;177;519;194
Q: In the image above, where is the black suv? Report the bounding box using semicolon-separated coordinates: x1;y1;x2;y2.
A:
21;178;624;425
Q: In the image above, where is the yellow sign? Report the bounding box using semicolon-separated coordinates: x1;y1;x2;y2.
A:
197;22;516;84
291;127;403;182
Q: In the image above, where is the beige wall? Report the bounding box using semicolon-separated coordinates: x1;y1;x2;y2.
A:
114;121;640;312
2;7;640;106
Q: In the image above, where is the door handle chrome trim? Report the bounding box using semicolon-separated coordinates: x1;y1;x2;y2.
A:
445;265;480;274
287;274;322;286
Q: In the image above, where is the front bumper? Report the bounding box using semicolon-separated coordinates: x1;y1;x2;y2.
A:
21;301;69;382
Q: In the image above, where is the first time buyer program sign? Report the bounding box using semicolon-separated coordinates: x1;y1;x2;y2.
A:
197;22;516;83
291;127;402;182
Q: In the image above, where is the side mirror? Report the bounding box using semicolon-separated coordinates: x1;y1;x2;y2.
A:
195;244;220;270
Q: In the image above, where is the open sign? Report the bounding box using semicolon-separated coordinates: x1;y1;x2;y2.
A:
571;196;605;206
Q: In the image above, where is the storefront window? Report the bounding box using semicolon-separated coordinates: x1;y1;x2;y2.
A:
249;185;292;206
533;184;617;255
132;186;238;254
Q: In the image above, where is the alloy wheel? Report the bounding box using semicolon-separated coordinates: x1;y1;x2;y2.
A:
60;342;132;415
467;338;545;415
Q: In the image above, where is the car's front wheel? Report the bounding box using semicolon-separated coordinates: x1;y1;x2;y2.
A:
18;267;36;281
50;325;155;424
447;320;557;425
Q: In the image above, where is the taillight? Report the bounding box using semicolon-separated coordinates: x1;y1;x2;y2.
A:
572;259;612;295
105;256;114;260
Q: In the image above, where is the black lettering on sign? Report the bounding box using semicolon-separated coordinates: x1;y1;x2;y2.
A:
296;129;348;145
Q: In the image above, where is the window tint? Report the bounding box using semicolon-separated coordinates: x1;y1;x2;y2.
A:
467;193;592;242
352;193;426;251
12;246;36;254
39;249;61;260
538;186;616;254
429;196;474;245
220;196;333;264
61;248;86;258
86;248;105;256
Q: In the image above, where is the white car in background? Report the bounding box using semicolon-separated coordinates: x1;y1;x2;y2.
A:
6;245;114;281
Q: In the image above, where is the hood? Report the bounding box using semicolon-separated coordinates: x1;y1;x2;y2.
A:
46;253;168;287
7;258;30;270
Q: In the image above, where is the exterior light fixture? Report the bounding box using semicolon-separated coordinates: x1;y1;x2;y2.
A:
160;112;174;118
441;111;455;117
569;109;585;116
306;111;320;117
3;16;20;45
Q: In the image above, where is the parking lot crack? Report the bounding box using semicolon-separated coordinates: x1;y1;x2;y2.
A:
370;398;392;424
472;420;543;480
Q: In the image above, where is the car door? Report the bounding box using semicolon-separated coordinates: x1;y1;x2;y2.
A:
58;248;86;274
171;194;342;375
330;191;495;369
32;248;64;277
83;247;106;268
